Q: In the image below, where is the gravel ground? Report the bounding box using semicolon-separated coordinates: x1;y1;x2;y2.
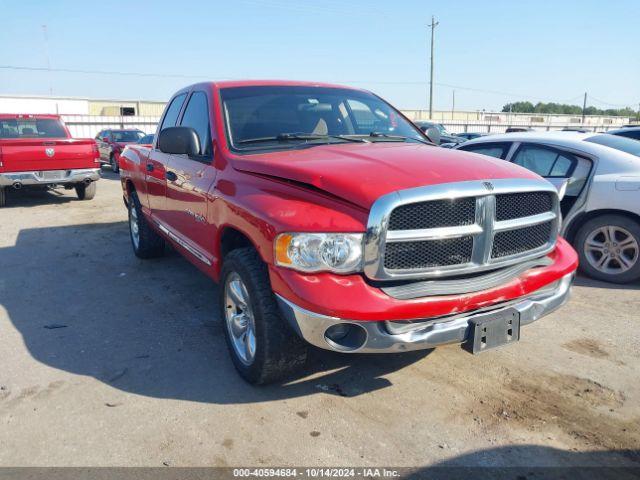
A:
0;172;639;469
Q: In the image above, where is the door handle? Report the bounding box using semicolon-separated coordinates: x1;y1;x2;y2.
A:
146;163;154;172
165;171;178;182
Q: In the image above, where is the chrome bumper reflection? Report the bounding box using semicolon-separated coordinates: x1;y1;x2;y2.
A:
0;169;101;187
276;272;574;353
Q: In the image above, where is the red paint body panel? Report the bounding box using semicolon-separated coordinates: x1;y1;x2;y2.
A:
119;80;578;323
0;114;98;173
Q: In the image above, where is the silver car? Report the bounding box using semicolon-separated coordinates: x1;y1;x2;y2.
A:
457;131;640;283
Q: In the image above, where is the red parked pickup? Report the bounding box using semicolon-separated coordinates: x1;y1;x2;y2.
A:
120;81;578;384
0;114;101;207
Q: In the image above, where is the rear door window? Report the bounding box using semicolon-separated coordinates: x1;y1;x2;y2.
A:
511;144;575;177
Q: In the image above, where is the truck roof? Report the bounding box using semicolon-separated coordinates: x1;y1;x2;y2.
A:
0;113;62;119
176;80;367;94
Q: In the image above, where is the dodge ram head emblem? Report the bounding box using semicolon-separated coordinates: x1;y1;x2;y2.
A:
483;181;494;191
45;148;55;158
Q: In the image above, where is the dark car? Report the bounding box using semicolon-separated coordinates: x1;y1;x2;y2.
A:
137;134;155;145
456;132;488;141
606;126;640;141
414;121;463;145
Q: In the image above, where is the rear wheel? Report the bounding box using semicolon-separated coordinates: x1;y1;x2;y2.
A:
128;190;164;259
75;182;97;200
576;214;640;284
0;187;5;207
110;153;119;173
220;248;307;384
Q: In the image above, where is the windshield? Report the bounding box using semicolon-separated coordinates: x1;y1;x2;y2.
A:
220;86;425;151
113;131;144;142
0;118;67;139
585;134;640;157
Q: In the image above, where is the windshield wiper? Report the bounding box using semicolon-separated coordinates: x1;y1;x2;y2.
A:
237;133;367;145
366;132;430;144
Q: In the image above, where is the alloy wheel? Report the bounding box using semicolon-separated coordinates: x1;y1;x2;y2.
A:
584;225;639;275
224;272;257;365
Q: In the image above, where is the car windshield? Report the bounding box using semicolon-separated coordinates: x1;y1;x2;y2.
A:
138;135;154;144
113;131;144;142
585;134;640;157
0;118;67;139
220;86;426;151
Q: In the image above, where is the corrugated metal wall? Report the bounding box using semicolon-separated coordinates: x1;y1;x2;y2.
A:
61;115;161;138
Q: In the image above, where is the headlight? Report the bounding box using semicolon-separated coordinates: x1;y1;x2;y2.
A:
275;233;364;273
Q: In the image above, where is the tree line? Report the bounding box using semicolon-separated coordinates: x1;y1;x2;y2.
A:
501;101;637;117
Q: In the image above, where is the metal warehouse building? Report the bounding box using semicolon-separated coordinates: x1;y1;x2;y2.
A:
0;94;166;116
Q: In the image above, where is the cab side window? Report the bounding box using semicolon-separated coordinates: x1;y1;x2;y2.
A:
180;91;211;156
160;93;187;131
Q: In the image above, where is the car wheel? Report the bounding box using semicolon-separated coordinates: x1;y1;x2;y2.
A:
110;153;119;173
576;214;640;284
128;190;164;259
0;187;5;207
75;182;97;200
220;248;308;384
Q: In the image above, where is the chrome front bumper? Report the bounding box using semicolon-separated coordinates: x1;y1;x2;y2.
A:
0;169;101;187
276;272;574;353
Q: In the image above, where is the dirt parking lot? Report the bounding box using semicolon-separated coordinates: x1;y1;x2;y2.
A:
0;172;639;469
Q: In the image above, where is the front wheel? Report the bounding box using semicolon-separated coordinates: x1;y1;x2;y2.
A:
576;214;640;284
128;190;165;259
220;248;308;384
110;153;119;173
75;182;97;200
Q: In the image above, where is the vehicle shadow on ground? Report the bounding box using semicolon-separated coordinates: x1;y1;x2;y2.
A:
409;445;640;478
574;275;640;290
0;221;431;404
1;187;78;208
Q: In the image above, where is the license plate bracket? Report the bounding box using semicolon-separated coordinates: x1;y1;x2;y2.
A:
39;170;65;181
466;308;520;354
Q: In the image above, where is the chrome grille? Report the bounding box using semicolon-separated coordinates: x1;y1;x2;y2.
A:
495;192;553;221
363;179;560;280
389;198;475;230
491;222;553;259
384;237;473;270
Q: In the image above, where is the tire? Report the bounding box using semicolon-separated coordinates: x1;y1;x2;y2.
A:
0;187;5;207
575;214;640;284
75;182;97;200
128;190;165;259
219;248;308;384
110;153;119;173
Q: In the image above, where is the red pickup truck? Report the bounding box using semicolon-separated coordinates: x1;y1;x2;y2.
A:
120;81;578;384
0;114;101;207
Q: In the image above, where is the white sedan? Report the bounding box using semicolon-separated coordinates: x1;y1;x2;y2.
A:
457;131;640;283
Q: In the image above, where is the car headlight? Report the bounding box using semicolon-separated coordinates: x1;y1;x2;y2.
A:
275;233;364;273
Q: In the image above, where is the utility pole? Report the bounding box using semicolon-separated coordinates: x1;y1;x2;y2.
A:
451;90;455;119
428;16;439;119
42;24;53;96
582;92;587;124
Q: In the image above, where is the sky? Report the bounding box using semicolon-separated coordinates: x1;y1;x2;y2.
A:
0;0;638;112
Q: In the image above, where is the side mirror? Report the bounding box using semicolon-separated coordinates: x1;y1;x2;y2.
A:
158;126;201;156
425;127;441;145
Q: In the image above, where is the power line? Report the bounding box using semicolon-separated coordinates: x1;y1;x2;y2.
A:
0;64;633;108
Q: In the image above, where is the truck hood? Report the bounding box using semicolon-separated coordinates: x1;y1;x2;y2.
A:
232;142;540;209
